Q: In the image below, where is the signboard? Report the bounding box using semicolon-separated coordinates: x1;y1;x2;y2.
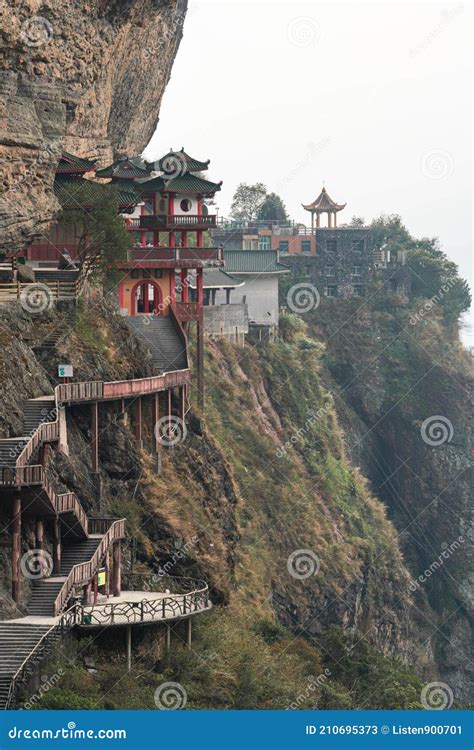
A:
97;570;106;587
58;364;73;378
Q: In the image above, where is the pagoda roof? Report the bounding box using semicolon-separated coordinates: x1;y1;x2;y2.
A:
139;173;222;196
54;176;141;209
147;148;210;175
56;151;96;175
302;187;346;213
95;158;149;179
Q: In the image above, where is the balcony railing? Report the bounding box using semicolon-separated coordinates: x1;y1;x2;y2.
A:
138;214;216;230
129;246;223;264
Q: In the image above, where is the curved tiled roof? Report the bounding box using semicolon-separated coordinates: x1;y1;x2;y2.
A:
303;186;346;212
54;177;141;209
95;158;149;179
56;151;96;175
150;148;210;174
139;173;222;196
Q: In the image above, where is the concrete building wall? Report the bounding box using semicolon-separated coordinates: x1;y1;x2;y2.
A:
215;274;280;325
203;303;248;343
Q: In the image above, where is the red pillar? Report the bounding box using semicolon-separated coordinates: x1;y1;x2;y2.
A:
11;492;21;603
197;268;203;306
170;270;176;305
181;269;188;302
53;516;61;575
113;542;121;597
168;194;175;248
197;230;203;248
91;402;99;473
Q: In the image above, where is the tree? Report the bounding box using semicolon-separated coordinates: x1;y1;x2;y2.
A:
61;183;132;276
369;214;471;322
256;192;289;222
349;215;365;227
230;182;267;222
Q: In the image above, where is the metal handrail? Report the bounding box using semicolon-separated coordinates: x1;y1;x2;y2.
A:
77;580;210;628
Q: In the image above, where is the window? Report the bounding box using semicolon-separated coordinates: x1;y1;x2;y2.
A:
279;240;289;252
352;266;362;277
352;239;364;253
301;240;311;253
180;198;192;212
326;239;337;253
325;285;337;297
153;269;162;279
325;266;335;277
243;240;252;250
259;236;271;250
353;285;364;296
251;240;259;251
130;269;140;279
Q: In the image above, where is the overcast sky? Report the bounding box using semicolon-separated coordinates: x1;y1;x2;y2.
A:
144;0;472;343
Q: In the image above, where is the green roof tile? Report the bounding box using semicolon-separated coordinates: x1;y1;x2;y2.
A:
139;173;222;196
56;151;96;174
222;250;290;274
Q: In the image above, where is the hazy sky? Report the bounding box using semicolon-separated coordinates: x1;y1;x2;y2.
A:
144;0;472;342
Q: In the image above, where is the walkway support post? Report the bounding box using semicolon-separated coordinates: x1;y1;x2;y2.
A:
135;397;142;450
126;625;132;672
91;402;99;473
165;624;171;654
52;516;61;574
197;317;204;410
186;618;192;649
113;541;121;597
179;386;185;426
11;492;21;603
167;388;172;436
153;393;159;452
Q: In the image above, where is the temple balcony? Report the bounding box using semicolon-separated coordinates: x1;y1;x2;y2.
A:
124;215;217;231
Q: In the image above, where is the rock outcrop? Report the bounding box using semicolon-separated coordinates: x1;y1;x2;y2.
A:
0;0;187;252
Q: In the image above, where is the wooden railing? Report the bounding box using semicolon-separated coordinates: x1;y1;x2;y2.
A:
54;518;125;615
17;420;59;467
171;301;202;324
0;281;77;303
0;465;88;537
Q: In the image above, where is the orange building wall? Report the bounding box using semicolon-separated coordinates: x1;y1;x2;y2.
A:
119;269;172;316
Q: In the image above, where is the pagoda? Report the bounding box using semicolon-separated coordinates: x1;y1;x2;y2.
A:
111;148;223;405
302;186;346;229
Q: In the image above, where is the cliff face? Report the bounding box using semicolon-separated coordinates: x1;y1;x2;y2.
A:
0;0;187;251
310;299;473;702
